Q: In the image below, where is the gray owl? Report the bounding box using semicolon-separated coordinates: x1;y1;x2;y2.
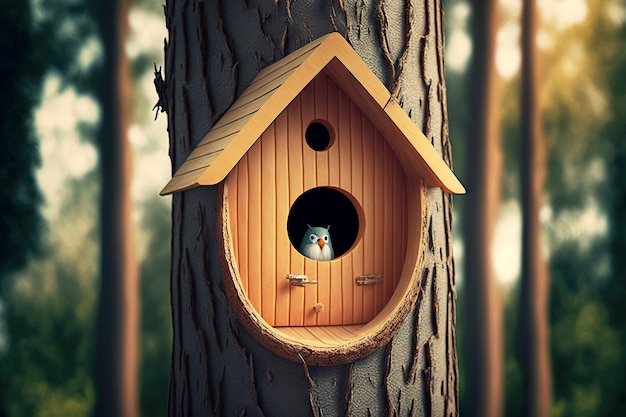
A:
298;225;335;261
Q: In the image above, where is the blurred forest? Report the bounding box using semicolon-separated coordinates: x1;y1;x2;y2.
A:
0;0;624;416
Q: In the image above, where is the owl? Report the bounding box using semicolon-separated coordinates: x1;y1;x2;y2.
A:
298;224;335;261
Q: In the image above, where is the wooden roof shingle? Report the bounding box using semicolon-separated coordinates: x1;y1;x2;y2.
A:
161;32;465;195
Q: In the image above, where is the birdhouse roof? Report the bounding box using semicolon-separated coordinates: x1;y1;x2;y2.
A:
161;32;465;195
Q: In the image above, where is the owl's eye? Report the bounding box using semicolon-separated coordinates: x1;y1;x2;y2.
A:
323;235;329;242
309;233;318;242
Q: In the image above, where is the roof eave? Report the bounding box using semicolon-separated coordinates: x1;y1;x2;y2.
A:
160;32;465;196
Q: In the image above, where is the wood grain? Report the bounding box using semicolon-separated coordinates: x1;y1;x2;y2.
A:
224;76;410;328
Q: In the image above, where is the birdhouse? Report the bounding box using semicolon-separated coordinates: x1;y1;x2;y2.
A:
161;32;464;365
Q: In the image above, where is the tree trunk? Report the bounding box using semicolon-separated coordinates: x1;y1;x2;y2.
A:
518;0;551;416
163;1;458;415
463;0;504;416
93;0;139;416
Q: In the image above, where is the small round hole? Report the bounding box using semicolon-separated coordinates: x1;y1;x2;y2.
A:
287;187;361;261
305;121;333;151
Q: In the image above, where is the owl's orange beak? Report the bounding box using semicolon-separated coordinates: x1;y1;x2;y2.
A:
317;239;325;249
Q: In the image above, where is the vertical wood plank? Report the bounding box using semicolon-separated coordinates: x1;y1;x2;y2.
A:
362;117;376;322
401;170;408;284
236;158;249;295
248;140;262;317
301;83;317;192
350;101;364;324
314;75;331;326
226;166;239;290
393;160;405;290
327;78;343;325
314;73;328;121
383;142;395;306
327;78;340;189
303;257;318;326
300;83;319;325
314;77;330;186
224;73;413;329
261;126;277;325
373;131;385;316
275;111;291;326
338;88;353;324
288;96;305;326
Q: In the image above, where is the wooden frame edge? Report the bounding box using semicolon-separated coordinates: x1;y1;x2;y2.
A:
217;180;428;366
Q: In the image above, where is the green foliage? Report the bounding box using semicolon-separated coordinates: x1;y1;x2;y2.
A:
0;173;99;417
551;301;620;417
502;286;522;417
0;175;174;417
0;0;45;279
541;2;626;416
548;240;622;417
32;0;100;93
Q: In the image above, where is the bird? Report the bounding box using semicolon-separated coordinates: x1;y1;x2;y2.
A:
298;224;335;261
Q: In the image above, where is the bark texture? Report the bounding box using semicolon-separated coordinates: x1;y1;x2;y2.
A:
163;1;458;416
519;0;551;416
94;0;139;416
462;0;504;416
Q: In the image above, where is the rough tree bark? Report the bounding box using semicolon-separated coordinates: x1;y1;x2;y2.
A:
463;0;504;416
162;1;459;416
518;0;551;416
93;0;139;416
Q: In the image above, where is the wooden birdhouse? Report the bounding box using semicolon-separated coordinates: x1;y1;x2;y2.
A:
161;32;464;365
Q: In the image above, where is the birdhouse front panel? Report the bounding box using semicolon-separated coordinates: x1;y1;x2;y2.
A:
163;33;464;364
224;73;409;327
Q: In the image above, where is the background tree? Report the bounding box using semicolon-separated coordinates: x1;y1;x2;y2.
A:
462;0;504;415
91;0;139;416
517;0;551;415
162;0;459;415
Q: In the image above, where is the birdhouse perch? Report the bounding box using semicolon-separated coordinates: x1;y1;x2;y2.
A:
161;32;464;366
